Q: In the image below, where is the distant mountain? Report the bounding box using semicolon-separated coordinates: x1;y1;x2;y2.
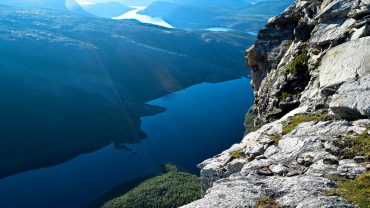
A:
81;2;132;18
0;5;255;179
141;0;294;32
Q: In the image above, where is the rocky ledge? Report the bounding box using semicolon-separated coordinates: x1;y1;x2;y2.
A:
183;0;370;207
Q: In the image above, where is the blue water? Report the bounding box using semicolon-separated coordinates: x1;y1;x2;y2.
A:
247;32;258;36
0;78;253;208
206;27;232;32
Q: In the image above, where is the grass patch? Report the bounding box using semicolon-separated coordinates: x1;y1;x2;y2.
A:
280;92;293;102
282;112;331;135
279;91;302;102
272;134;282;146
255;198;282;208
284;52;309;75
252;124;263;132
231;149;244;159
101;164;201;208
332;127;370;161
327;172;370;208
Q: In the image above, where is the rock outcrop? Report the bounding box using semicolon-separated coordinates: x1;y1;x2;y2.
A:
183;0;369;207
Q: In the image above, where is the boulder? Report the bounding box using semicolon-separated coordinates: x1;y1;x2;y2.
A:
315;0;354;22
182;175;353;208
310;18;355;47
330;74;370;119
351;24;370;40
244;143;269;158
318;37;370;90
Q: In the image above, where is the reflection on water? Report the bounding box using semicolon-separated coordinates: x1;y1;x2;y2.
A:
0;78;253;208
206;27;232;32
113;6;174;28
247;31;258;36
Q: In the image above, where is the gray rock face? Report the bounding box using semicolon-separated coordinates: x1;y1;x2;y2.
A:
311;18;356;47
183;0;369;207
315;0;354;21
183;175;354;208
247;0;370;126
244;143;268;159
184;113;368;207
318;37;370;89
351;25;370;40
330;74;370;119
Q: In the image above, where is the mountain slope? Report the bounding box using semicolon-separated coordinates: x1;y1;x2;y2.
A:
183;0;370;207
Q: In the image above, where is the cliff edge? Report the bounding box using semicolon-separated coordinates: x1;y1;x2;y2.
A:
183;0;369;207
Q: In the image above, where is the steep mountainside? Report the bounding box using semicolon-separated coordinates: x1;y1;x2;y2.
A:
183;0;369;207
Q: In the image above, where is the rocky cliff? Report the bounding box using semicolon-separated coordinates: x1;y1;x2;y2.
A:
183;0;369;207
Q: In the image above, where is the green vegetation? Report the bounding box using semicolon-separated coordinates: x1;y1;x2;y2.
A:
101;165;201;208
284;46;309;75
280;92;293;102
332;126;370;161
244;112;263;133
88;176;154;208
265;112;332;146
162;163;178;173
279;91;302;102
327;172;370;208
252;124;263;132
282;112;332;135
231;149;244;159
272;134;282;146
255;198;282;208
245;113;255;130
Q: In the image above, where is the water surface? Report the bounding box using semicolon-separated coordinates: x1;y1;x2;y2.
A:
206;27;232;32
0;78;253;208
113;6;174;28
